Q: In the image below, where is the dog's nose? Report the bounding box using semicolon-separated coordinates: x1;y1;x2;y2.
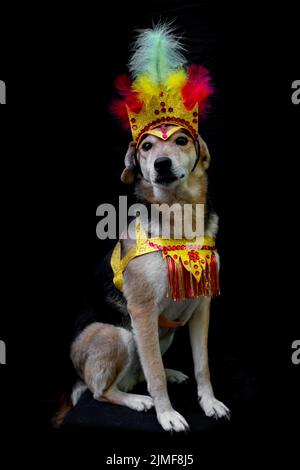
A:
154;157;172;173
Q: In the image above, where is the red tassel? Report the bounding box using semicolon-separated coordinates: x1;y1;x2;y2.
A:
210;253;220;296
166;255;220;301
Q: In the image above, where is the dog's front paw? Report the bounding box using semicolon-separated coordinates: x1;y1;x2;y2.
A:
157;409;190;433
199;395;230;420
165;368;189;384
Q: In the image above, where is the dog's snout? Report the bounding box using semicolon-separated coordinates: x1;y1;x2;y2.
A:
154;157;172;173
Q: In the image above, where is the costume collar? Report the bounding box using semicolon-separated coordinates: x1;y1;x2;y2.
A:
111;218;220;305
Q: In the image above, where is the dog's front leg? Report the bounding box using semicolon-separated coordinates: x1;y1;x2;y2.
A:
189;298;230;419
129;305;189;432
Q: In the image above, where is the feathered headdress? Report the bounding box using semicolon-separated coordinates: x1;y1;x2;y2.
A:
111;23;214;145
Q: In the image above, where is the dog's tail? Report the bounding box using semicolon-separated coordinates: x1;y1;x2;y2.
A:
52;393;73;429
52;381;88;429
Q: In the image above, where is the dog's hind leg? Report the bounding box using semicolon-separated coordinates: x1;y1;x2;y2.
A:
72;322;153;412
91;329;153;411
165;368;189;384
99;386;154;412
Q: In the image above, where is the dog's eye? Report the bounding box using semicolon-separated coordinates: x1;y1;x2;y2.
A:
175;136;188;146
142;142;152;151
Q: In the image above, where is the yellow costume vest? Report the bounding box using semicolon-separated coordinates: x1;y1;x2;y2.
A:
111;219;220;302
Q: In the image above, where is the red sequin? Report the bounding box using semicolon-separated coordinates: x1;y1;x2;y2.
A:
188;250;200;262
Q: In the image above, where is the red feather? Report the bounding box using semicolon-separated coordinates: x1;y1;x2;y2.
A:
182;65;214;114
126;95;143;113
110;99;130;129
115;74;133;97
112;74;143;126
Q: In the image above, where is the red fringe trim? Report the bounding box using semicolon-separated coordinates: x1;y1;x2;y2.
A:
166;255;220;301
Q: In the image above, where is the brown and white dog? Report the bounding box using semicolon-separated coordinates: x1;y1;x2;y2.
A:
57;125;229;432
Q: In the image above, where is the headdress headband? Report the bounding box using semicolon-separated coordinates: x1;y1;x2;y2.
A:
111;24;214;145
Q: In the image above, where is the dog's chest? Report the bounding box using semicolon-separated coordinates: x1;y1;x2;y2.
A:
161;297;200;325
143;251;200;324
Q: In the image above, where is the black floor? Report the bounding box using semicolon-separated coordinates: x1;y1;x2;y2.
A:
62;357;258;434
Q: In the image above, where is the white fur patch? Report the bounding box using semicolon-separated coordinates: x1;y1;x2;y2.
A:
71;381;88;406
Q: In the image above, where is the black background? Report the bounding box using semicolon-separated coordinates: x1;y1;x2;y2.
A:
0;0;299;466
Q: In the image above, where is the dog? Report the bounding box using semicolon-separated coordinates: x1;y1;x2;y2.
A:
54;125;230;432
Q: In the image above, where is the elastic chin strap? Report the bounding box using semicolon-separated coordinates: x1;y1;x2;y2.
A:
134;147;141;176
134;147;151;183
191;137;200;172
134;147;139;167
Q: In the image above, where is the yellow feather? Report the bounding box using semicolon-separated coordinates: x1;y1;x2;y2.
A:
166;69;187;92
132;74;159;96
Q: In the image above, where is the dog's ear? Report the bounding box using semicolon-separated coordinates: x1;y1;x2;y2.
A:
197;134;211;170
121;141;137;184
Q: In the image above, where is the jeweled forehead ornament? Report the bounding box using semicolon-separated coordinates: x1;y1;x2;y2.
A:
111;24;214;146
142;123;184;143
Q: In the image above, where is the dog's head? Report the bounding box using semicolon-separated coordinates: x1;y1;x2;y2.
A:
121;125;210;189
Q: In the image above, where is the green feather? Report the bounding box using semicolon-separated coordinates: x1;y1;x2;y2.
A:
129;23;186;84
